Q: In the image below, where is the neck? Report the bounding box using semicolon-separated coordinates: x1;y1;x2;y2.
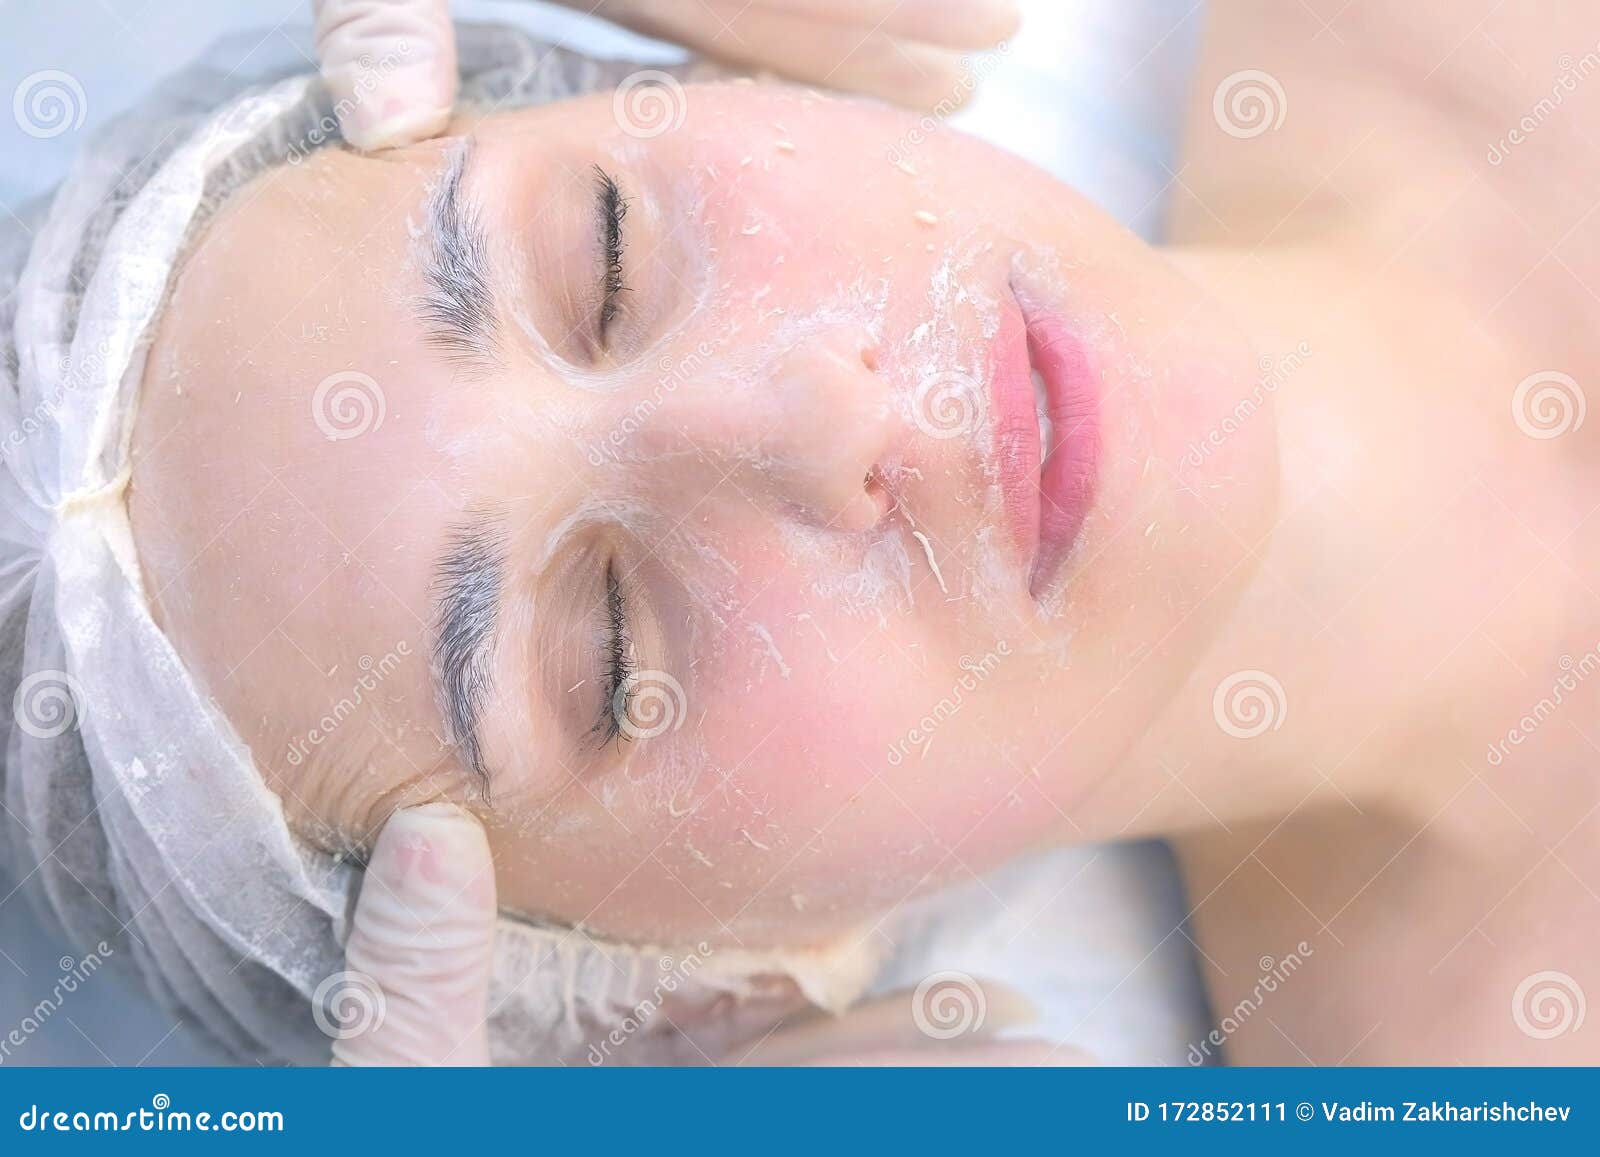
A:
1105;239;1580;839
1050;0;1600;846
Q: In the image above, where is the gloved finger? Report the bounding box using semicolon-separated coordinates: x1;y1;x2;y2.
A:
592;0;1020;52
577;0;1010;110
329;803;496;1066
312;0;458;150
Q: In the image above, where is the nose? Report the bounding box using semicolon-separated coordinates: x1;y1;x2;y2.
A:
638;327;895;531
759;331;895;530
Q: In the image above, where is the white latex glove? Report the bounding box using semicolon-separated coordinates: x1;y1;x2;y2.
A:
324;805;1079;1066
312;0;1020;150
329;803;497;1066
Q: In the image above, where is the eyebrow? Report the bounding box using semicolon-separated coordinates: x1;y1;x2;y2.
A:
431;512;507;798
416;138;500;372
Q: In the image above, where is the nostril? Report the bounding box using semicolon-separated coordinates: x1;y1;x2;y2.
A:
828;468;896;533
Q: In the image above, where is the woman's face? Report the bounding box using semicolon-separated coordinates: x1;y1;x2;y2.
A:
131;82;1275;948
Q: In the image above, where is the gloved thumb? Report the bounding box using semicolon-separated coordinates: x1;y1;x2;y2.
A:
328;802;497;1065
312;0;458;150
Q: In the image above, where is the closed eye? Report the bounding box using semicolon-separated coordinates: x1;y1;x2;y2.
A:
594;165;628;347
593;558;635;745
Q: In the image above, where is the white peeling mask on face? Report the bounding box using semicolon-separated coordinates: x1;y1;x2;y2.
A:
121;44;1280;1056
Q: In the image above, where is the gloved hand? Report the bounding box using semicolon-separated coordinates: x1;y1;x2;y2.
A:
327;802;1079;1066
312;0;1021;150
329;803;497;1065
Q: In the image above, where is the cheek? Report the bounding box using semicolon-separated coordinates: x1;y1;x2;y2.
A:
691;566;908;798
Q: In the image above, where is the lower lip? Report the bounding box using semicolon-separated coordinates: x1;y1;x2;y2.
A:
992;298;1101;597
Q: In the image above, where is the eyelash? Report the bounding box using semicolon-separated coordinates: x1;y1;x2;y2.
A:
594;559;636;744
594;166;628;345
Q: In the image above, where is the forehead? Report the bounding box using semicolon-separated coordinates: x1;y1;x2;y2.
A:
130;141;485;792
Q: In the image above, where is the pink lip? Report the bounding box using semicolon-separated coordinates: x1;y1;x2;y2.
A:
990;291;1102;597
